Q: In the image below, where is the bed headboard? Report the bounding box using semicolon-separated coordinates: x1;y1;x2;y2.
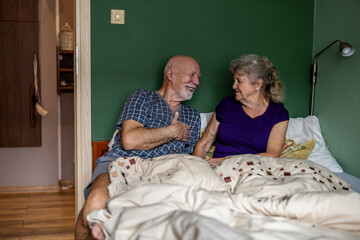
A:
92;141;110;171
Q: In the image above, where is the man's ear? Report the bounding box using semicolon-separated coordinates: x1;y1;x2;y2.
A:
166;69;174;81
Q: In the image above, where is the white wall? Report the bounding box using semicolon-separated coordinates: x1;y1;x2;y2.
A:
0;0;59;187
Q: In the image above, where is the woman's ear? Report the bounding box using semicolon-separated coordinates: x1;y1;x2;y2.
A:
256;78;264;90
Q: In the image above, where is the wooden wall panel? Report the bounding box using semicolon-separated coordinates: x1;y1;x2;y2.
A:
0;0;38;22
0;0;40;147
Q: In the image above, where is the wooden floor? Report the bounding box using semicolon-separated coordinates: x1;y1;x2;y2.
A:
0;188;75;240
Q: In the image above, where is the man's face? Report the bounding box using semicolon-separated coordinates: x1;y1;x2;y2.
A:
171;60;201;101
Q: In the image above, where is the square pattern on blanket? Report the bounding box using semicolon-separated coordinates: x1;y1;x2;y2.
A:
108;154;230;194
214;154;351;197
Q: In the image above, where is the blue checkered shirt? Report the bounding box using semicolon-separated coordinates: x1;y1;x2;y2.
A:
102;89;200;160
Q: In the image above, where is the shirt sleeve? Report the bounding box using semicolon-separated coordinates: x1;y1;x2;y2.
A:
276;103;289;123
215;97;229;122
116;89;149;129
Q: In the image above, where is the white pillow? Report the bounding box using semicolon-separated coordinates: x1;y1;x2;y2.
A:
286;116;343;172
200;112;214;131
108;129;119;151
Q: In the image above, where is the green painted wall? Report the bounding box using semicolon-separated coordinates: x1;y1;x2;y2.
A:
91;0;314;140
313;0;360;177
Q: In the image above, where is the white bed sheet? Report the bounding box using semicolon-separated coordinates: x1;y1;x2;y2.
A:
88;154;360;240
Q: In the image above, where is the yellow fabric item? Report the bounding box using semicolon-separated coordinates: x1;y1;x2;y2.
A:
206;145;216;159
280;138;317;159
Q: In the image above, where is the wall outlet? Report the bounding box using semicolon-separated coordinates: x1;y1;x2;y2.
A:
111;9;125;24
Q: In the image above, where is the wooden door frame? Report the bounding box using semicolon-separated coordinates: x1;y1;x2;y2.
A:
75;0;91;214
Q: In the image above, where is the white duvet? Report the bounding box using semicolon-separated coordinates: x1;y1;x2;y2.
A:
88;154;360;240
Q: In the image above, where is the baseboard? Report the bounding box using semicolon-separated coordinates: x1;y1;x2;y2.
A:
0;185;60;194
0;179;75;194
59;179;75;190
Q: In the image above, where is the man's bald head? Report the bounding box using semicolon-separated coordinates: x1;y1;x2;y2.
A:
164;55;200;80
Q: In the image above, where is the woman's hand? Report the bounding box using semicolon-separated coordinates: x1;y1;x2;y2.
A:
206;157;228;168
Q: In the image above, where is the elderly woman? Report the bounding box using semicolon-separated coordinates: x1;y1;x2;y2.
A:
193;54;289;167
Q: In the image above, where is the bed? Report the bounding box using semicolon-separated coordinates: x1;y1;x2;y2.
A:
88;114;360;240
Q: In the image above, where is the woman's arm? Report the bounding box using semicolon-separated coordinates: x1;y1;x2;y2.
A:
193;113;219;158
258;120;288;158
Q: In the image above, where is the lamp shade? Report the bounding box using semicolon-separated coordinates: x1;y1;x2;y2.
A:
340;41;356;57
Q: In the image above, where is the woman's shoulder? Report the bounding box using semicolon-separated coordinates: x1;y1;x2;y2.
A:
269;101;289;120
269;101;285;109
216;96;239;119
218;95;236;106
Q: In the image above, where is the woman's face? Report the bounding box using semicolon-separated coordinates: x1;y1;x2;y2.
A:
232;72;258;102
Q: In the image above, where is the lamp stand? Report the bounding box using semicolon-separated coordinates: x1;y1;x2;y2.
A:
310;58;317;116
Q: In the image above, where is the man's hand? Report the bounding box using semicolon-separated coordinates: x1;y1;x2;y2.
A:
170;112;190;142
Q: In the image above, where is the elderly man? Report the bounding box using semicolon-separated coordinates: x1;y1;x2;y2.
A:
76;55;202;239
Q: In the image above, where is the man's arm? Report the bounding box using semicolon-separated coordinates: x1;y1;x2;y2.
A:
121;112;190;151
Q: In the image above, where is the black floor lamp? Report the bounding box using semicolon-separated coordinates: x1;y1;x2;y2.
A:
310;40;356;115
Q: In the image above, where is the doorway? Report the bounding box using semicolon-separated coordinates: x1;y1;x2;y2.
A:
57;0;75;189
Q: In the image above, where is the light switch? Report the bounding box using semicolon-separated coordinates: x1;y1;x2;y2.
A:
111;9;125;24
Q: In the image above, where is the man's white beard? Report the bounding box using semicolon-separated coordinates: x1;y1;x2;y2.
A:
180;88;194;101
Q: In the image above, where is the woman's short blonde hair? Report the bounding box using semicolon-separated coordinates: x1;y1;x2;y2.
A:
230;54;284;103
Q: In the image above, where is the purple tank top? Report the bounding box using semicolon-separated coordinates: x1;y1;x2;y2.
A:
213;96;289;157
